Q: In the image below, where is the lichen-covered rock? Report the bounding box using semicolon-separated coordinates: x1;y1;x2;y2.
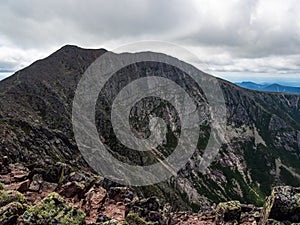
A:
88;214;121;225
260;186;300;224
0;156;11;175
28;162;73;184
21;192;86;225
239;204;262;224
265;219;286;225
215;200;241;223
60;181;85;198
0;189;26;207
108;187;134;202
101;220;121;225
0;189;27;225
125;197;166;225
0;201;27;225
96;213;111;223
94;219;121;225
124;211;155;225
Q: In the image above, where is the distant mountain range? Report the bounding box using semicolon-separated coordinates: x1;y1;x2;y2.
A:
236;81;300;94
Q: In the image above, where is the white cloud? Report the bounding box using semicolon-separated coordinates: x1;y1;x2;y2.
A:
0;0;299;82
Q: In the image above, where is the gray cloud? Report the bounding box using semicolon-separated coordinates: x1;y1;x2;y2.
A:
179;0;300;58
0;0;300;82
0;0;193;48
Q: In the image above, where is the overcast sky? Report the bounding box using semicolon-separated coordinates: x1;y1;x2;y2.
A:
0;0;300;85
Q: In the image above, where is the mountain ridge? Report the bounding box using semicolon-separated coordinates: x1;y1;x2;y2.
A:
0;45;299;211
236;81;300;94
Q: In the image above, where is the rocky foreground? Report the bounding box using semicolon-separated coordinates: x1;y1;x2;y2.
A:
0;157;299;225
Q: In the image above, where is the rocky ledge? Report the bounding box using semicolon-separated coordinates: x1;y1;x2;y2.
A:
0;157;299;225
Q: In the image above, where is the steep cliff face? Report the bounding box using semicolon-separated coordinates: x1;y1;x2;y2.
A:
0;46;107;166
0;45;299;210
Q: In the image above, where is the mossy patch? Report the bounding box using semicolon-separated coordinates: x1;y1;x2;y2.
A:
261;186;300;224
124;211;155;225
215;200;241;223
0;201;27;224
0;189;26;207
21;192;85;225
101;219;121;224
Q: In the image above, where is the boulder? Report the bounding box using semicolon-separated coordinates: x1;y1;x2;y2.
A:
17;179;31;193
101;220;121;225
260;186;300;224
1;156;9;166
28;162;72;184
108;187;134;202
21;192;86;225
92;214;121;225
60;181;85;198
125;197;165;225
215;200;241;223
40;180;58;193
0;159;11;175
0;189;27;225
85;186;107;212
96;213;110;222
265;219;286;225
0;189;26;207
124;211;155;225
86;214;121;225
11;164;29;181
29;164;60;183
0;201;27;225
29;174;43;192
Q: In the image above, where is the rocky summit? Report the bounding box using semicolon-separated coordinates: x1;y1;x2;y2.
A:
0;45;300;224
0;160;299;224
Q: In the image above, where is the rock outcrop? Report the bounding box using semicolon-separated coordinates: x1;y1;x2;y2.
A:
215;200;241;223
1;160;299;224
260;186;300;225
0;188;27;224
20;192;86;224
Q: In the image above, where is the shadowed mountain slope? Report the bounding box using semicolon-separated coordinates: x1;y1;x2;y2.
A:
0;45;299;210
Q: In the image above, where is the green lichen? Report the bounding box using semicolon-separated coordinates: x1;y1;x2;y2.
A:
124;211;155;225
261;186;300;224
57;166;65;188
215;200;241;223
261;195;273;225
0;201;27;224
0;183;4;190
21;192;85;225
0;189;26;207
265;219;286;225
102;219;121;224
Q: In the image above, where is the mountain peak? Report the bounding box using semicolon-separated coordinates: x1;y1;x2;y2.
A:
57;44;107;53
59;44;82;51
49;45;108;61
0;45;108;90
